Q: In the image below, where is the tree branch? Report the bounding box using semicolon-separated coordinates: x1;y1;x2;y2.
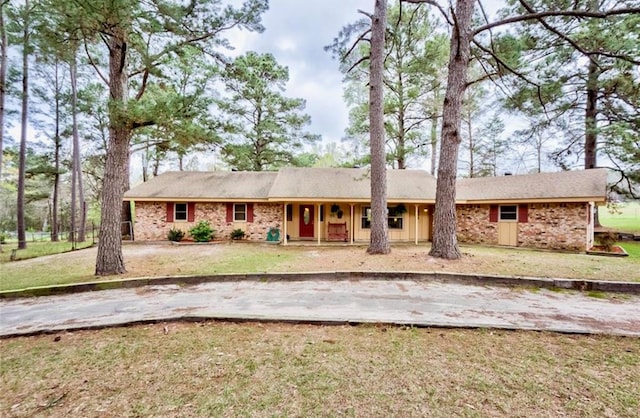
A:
401;0;451;25
474;7;640;35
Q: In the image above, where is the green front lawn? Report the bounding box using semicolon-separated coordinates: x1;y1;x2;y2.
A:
600;202;640;233
0;240;94;263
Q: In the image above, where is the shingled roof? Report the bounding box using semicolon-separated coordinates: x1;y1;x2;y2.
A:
267;168;437;202
123;171;278;201
124;168;607;203
457;169;607;202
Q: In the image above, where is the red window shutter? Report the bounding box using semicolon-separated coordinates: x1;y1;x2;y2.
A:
187;203;196;222
166;203;174;222
518;205;529;223
489;205;498;223
226;203;233;223
247;203;254;223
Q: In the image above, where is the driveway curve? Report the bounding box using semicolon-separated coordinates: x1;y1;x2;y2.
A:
2;278;639;337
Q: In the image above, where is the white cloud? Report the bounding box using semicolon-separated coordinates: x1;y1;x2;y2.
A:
227;0;372;144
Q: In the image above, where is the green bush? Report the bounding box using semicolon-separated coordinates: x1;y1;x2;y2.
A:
230;228;246;240
189;221;215;242
167;228;185;242
596;231;618;252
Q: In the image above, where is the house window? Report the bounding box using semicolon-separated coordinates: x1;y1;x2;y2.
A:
174;203;188;221
234;204;247;221
286;205;293;222
499;205;518;221
388;206;404;229
361;207;372;229
361;206;403;229
320;205;324;222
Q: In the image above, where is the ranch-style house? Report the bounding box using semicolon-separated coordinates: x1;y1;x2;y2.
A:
123;167;607;252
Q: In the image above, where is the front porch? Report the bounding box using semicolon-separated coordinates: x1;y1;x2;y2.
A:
279;202;433;246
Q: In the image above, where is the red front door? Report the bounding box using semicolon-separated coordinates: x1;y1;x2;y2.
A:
299;205;315;238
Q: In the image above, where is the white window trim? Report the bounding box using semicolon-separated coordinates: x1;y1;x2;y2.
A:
234;203;247;222
174;202;188;222
499;205;518;222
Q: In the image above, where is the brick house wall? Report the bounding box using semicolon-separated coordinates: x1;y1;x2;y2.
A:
456;203;589;251
456;205;498;245
517;203;588;251
133;201;282;241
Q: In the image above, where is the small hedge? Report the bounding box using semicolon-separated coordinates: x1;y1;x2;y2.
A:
230;228;246;240
189;221;215;242
167;228;185;242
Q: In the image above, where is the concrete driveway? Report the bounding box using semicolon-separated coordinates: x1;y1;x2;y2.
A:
2;279;639;337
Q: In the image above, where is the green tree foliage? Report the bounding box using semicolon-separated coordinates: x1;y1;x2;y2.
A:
40;0;267;274
217;52;319;171
490;0;640;196
328;0;449;170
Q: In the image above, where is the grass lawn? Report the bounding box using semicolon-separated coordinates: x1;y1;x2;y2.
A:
0;241;94;263
1;322;638;417
599;201;640;233
619;241;640;258
1;242;639;292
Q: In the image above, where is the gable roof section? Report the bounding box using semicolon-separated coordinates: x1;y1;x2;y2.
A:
267;168;437;202
457;168;607;203
123;171;278;201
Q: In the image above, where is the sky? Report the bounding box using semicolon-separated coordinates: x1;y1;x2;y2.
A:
227;0;374;145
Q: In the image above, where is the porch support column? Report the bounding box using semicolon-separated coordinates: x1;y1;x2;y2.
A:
317;203;321;245
414;204;419;245
350;204;355;244
283;203;288;246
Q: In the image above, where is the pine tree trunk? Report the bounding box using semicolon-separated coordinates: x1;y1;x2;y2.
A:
429;0;475;260
17;1;30;250
585;59;598;171
51;62;61;242
430;113;438;175
367;0;390;255
0;3;7;181
70;58;86;242
95;30;129;275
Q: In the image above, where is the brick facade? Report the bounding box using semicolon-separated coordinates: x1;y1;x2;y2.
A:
134;202;282;241
135;200;590;251
456;203;589;251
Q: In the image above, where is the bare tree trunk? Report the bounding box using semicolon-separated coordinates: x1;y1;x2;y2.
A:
51;61;61;242
95;30;129;275
585;0;600;226
0;1;7;181
367;0;390;255
70;57;86;241
585;60;598;171
430;112;438;175
466;107;474;177
429;0;475;260
17;0;30;250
